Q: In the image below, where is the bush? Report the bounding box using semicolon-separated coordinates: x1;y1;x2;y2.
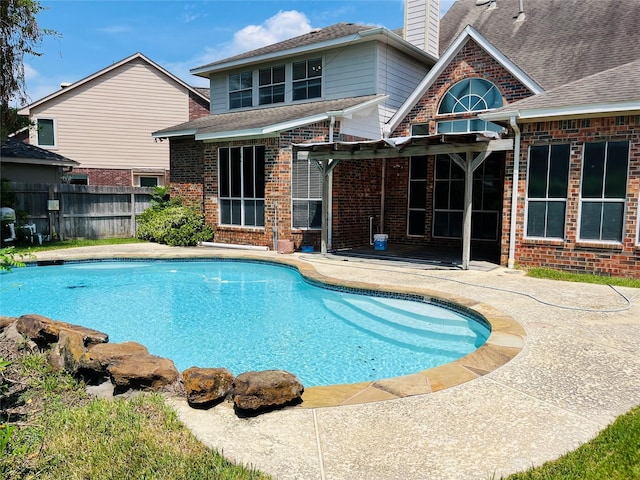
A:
136;202;214;247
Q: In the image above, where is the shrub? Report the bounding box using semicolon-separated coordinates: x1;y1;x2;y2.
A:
136;201;214;247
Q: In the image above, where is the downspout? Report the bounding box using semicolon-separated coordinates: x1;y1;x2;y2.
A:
508;115;521;269
328;115;335;250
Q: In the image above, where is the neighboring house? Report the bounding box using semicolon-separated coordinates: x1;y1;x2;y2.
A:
156;0;640;278
0;138;79;184
18;52;210;187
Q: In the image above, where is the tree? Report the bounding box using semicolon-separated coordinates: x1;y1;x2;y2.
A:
0;0;53;141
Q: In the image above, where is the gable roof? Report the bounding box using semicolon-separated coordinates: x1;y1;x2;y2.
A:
440;0;640;90
481;59;640;122
1;138;79;167
384;25;542;136
19;52;210;113
153;95;386;141
191;23;435;77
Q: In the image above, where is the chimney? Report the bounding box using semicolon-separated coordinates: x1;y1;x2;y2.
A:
404;0;440;58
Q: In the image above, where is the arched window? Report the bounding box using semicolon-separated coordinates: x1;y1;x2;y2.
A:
436;78;504;134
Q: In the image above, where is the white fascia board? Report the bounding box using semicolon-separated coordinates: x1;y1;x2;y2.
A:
21;52;209;111
191;34;365;76
327;95;389;118
358;28;438;63
199;131;280;142
262;113;330;134
384;25;544;136
481;101;640;122
152;129;198;139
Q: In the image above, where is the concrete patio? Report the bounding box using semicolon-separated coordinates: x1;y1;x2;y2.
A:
31;243;640;479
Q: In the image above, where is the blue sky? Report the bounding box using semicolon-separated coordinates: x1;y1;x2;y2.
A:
24;0;456;106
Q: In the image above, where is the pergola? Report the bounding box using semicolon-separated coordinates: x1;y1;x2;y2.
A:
293;132;513;269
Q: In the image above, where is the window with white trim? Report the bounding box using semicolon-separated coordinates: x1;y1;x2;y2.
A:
229;71;253;109
526;144;570;239
218;146;265;227
437;78;504;134
292;58;322;101
259;65;285;105
579;141;629;242
407;156;427;236
292;153;322;229
36;118;55;147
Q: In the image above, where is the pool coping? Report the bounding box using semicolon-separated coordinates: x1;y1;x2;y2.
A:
23;250;526;408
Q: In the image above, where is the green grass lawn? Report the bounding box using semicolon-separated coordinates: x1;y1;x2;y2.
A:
8;237;148;255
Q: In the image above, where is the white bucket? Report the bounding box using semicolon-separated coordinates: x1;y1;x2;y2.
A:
373;233;388;251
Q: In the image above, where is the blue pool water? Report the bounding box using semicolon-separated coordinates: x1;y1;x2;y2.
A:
0;260;490;386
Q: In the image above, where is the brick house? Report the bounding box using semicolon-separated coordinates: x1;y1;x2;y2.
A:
19;53;210;187
157;0;640;277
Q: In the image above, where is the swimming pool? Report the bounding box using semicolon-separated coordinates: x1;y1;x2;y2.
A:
0;259;490;387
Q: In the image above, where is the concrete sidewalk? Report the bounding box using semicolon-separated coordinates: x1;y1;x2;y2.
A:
31;244;640;479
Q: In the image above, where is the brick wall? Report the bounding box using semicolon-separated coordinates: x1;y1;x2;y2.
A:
189;91;210;120
169;121;335;249
393;39;532;137
503;116;640;278
72;168;130;186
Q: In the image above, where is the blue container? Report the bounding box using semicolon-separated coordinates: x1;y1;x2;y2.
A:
373;234;388;251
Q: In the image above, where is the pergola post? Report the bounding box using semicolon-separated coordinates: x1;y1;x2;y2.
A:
449;151;490;270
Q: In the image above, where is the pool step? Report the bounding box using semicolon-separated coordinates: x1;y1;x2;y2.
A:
321;297;482;355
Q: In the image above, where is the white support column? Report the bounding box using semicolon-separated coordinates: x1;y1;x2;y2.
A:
461;151;474;270
321;159;329;254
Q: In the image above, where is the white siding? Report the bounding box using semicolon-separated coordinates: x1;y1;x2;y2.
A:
323;43;377;100
376;44;430;123
28;58;189;170
209;75;229;114
404;0;440;57
340;104;385;140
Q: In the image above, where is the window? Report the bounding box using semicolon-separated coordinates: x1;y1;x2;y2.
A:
292;154;322;229
229;71;253;109
36;118;55;146
526;144;570;238
433;156;464;238
433;155;501;240
218;146;265;227
407;156;427;235
437;78;503;134
259;65;285;105
292;58;322;101
138;176;159;187
579;141;629;242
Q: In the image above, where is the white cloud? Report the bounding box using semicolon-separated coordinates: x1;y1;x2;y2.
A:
232;10;312;52
165;10;313;86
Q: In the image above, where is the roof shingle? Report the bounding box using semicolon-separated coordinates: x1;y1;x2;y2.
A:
440;0;640;90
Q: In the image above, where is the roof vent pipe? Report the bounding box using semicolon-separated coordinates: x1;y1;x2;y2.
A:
515;0;525;22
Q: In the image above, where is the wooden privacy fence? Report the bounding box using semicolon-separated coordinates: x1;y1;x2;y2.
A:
8;183;154;240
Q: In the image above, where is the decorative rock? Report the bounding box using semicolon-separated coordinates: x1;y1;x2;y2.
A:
232;370;304;413
79;341;149;373
182;367;234;407
16;314;108;347
107;354;179;393
48;329;87;373
78;341;178;393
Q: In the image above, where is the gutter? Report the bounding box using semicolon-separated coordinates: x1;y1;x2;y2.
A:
508;116;521;269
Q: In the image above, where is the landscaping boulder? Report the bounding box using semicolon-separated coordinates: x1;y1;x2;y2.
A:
232;370;304;414
79;341;178;393
49;329;86;373
182;367;234;407
79;341;148;373
16;314;108;348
